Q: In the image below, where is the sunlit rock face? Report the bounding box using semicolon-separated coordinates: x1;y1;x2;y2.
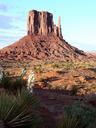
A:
27;10;63;38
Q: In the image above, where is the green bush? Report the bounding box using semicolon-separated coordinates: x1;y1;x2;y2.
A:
59;114;81;128
16;89;39;109
0;69;27;93
71;85;79;95
34;64;43;73
52;63;60;68
13;77;27;93
64;101;96;128
0;89;42;128
0;74;11;90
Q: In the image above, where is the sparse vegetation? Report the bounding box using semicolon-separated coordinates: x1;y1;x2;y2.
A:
71;85;82;95
0;89;42;128
64;101;96;128
0;60;96;128
0;68;27;93
34;64;43;73
59;114;81;128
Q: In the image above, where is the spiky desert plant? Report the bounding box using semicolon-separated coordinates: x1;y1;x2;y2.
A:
71;85;79;95
89;120;96;128
21;68;27;78
34;64;42;73
0;69;11;92
16;89;39;109
0;90;42;128
13;68;27;92
27;70;35;93
64;101;96;128
0;67;27;94
0;66;4;83
59;114;80;128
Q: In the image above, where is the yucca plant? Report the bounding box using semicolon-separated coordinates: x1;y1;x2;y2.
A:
0;70;11;91
71;85;79;95
59;114;81;128
64;101;96;128
13;68;27;93
16;89;39;109
0;68;26;93
27;70;35;93
0;89;42;128
13;78;26;93
88;120;96;128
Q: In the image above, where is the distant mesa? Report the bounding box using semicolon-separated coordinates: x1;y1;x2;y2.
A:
27;10;63;38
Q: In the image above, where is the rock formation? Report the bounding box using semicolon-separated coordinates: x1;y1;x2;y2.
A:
27;10;63;38
0;10;87;61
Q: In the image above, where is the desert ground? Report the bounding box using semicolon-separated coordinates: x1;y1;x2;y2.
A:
1;60;96;95
0;59;96;127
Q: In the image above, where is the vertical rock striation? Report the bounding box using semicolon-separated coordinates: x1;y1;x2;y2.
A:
27;10;63;38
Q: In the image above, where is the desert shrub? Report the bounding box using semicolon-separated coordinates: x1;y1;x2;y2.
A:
71;85;81;95
13;77;26;93
88;120;96;128
13;68;27;91
0;89;42;128
59;114;81;128
85;94;96;108
0;72;12;91
52;63;60;68
64;101;96;128
84;84;96;94
34;64;43;73
27;70;35;93
62;62;75;70
0;68;27;93
16;89;39;109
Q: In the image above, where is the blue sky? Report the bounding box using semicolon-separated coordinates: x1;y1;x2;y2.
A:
0;0;96;51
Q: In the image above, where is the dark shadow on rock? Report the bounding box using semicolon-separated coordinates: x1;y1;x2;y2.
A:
84;93;96;108
88;68;96;73
39;76;61;88
56;70;68;75
85;76;96;81
39;107;57;128
45;76;60;82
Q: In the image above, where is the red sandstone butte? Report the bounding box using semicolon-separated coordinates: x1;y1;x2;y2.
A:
0;10;86;61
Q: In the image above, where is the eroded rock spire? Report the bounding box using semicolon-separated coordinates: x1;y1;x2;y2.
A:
27;10;63;38
58;16;63;38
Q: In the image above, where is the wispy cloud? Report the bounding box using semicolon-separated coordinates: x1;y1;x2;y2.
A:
0;33;26;48
0;3;8;12
0;14;26;29
0;23;26;48
0;29;26;37
0;13;26;48
0;15;14;29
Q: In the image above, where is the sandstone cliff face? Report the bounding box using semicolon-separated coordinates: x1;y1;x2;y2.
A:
27;10;63;38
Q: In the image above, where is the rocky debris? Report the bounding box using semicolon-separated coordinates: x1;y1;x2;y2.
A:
27;10;63;38
0;35;86;61
86;52;96;61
